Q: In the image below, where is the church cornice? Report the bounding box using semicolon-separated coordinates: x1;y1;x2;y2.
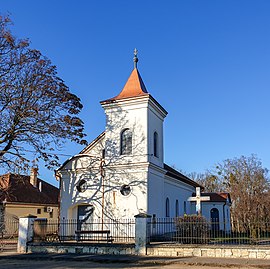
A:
100;94;149;107
100;94;167;118
105;161;150;171
148;162;167;175
148;95;168;118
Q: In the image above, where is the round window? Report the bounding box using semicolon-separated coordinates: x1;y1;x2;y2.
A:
76;179;87;193
120;184;131;196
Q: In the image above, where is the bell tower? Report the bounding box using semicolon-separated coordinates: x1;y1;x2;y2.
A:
100;49;167;168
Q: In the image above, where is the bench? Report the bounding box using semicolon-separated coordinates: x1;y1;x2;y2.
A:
75;230;113;243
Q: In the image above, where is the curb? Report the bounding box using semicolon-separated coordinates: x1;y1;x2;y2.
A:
0;253;270;268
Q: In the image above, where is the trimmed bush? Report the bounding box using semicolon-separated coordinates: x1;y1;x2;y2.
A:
175;215;210;244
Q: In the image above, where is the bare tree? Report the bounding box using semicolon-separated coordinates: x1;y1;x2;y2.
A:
214;155;270;224
195;155;270;225
0;16;86;171
187;172;220;192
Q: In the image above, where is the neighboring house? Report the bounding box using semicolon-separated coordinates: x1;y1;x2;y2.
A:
0;168;59;220
190;192;232;231
57;52;231;231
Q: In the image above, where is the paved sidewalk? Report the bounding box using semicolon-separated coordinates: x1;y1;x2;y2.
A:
1;252;270;268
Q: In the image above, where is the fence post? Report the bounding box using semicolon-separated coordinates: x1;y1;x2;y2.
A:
134;213;151;255
17;215;37;253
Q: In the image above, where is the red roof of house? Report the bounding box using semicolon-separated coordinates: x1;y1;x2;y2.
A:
193;192;231;203
0;173;59;205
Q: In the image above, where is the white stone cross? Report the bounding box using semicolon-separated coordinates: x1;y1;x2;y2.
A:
187;187;210;215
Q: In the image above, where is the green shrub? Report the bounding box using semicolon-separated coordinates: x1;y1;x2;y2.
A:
175;215;210;244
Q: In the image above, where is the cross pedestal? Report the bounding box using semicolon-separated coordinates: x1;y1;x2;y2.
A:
187;187;210;215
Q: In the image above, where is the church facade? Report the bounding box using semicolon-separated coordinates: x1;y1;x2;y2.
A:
57;53;231;230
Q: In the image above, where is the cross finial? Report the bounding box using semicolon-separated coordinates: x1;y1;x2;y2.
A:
133;48;138;69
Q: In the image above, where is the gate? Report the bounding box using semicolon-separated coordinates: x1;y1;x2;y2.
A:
0;217;19;252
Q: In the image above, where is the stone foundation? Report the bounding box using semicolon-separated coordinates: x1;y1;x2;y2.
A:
28;243;270;259
27;242;135;255
147;244;270;259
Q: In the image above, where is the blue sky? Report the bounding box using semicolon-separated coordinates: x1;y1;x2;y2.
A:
2;1;270;186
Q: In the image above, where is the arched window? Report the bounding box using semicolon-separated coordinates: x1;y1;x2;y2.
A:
175;199;179;217
166;197;170;217
120;128;132;155
183;201;187;215
154;132;158;157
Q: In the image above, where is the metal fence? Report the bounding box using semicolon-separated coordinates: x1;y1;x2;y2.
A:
0;218;19;251
149;217;270;246
33;218;135;243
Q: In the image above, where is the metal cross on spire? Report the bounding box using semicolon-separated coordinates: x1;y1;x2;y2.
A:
133;48;138;69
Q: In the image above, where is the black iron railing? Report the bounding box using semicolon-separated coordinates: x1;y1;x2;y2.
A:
0;218;19;251
149;217;270;245
33;218;135;243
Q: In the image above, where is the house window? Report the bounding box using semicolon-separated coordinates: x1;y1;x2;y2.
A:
120;129;132;155
154;132;158;157
166;198;170;217
175;199;179;217
37;208;41;214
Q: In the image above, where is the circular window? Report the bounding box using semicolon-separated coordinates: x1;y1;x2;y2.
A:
76;179;87;193
120;184;131;196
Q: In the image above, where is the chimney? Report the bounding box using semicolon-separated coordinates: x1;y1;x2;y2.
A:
38;181;42;192
30;167;38;187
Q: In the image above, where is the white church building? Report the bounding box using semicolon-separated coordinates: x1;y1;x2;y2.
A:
56;51;231;231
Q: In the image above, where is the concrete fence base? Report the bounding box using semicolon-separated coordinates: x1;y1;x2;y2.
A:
27;243;135;255
147;245;270;259
27;243;270;259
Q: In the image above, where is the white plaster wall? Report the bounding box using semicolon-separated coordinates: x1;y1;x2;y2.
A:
147;105;165;168
201;202;231;231
59;156;148;220
224;204;231;231
101;96;168;218
102;99;149;165
104;166;148;219
164;176;195;218
82;134;105;156
147;168;165;217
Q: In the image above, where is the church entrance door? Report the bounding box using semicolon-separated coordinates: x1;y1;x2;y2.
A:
210;208;219;232
77;205;94;239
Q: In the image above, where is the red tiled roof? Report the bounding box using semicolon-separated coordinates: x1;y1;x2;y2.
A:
100;68;149;103
191;192;231;203
0;174;59;205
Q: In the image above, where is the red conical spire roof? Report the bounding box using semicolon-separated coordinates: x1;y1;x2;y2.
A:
112;68;148;100
100;49;167;116
100;49;149;103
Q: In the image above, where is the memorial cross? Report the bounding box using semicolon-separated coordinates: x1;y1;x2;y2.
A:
187;187;210;215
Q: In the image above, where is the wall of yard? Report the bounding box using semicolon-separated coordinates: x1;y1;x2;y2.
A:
27;242;136;255
27;242;270;259
147;244;270;259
